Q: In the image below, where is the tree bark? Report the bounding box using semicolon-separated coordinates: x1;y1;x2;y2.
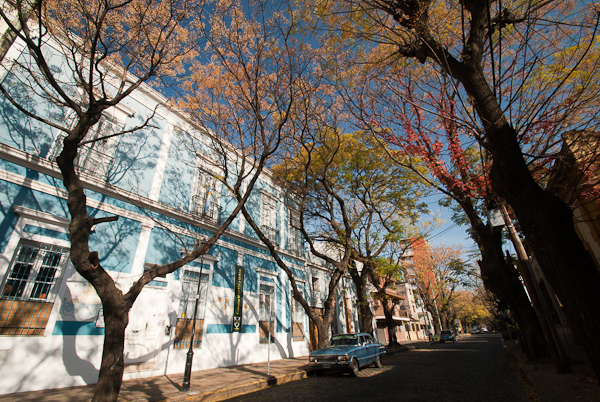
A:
56;119;132;401
369;0;600;378
425;300;441;335
314;298;338;349
459;197;548;361
381;300;399;346
348;265;374;336
92;299;128;402
462;68;600;382
404;2;600;378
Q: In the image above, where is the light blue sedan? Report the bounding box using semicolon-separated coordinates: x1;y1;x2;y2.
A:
308;333;386;376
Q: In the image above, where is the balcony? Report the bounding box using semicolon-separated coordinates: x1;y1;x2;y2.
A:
190;195;219;223
373;304;410;321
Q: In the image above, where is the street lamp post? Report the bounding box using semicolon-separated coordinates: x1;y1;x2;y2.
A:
181;255;204;392
267;287;273;375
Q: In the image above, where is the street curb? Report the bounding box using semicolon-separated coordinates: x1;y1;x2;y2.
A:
502;340;538;392
155;370;312;402
384;345;411;355
161;344;418;402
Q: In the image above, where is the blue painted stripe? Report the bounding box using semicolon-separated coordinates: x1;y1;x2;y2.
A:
259;276;275;283
206;324;256;334
24;225;70;241
148;280;168;288
188;261;209;269
52;321;105;336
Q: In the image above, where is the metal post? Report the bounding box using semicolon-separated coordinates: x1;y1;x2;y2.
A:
181;256;204;392
267;287;273;375
500;204;570;372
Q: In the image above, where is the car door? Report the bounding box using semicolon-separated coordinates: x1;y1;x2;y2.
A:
363;334;377;364
354;335;367;366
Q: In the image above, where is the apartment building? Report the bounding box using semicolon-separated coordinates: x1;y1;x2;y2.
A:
0;33;358;394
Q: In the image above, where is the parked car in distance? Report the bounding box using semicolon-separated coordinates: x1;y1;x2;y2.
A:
471;326;480;334
308;333;385;376
439;330;456;343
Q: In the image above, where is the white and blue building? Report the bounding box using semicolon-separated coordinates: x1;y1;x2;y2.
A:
0;34;359;394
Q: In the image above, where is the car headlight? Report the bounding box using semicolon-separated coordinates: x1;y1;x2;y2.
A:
309;356;316;362
337;355;349;362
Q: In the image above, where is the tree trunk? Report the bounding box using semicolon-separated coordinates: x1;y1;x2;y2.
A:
382;301;399;346
314;309;335;349
461;198;548;361
349;267;374;336
56;119;133;400
440;313;450;331
464;68;600;383
426;302;441;335
92;299;128;402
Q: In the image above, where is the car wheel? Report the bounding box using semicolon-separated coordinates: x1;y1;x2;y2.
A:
350;358;359;377
375;355;383;368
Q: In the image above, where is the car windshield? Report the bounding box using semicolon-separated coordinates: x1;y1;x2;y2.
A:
329;335;358;346
441;331;452;335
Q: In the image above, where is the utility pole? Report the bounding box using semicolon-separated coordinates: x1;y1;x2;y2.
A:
500;204;570;373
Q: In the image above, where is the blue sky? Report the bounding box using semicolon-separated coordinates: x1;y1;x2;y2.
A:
421;193;477;257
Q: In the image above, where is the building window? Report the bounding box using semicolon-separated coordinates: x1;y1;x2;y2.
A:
190;167;220;222
260;192;278;244
311;276;320;295
173;268;209;349
292;298;304;341
288;209;303;255
259;284;274;344
53;115;122;180
0;240;69;335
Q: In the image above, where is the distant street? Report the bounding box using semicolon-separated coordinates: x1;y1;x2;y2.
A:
225;333;534;402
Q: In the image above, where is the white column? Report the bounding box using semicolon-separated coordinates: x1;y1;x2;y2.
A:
148;123;175;201
130;222;155;276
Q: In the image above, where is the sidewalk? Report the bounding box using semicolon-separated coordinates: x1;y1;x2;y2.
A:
504;338;600;402
0;340;422;402
0;356;310;402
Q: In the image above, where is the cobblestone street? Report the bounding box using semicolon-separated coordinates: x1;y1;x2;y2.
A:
225;334;535;402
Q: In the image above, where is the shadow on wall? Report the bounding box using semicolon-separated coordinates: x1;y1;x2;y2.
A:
0;73;65;158
87;210;141;274
57;284;179;400
3;335;64;393
59;284;101;385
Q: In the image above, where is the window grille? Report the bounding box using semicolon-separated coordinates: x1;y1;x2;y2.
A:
292;299;304;341
288;209;303;255
173;269;209;349
0;241;69;335
260;193;279;244
190;168;220;222
259;284;274;344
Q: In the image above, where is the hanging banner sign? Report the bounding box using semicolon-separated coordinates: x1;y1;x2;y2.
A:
232;265;245;332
